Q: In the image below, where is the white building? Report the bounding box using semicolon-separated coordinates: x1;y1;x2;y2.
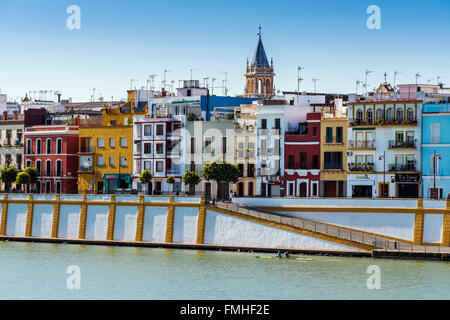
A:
346;83;422;198
256;101;287;197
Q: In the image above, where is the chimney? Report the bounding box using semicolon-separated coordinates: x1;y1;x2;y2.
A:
3;111;7;120
13;111;18;120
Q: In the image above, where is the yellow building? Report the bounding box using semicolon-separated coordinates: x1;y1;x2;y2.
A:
320;106;348;197
77;91;147;194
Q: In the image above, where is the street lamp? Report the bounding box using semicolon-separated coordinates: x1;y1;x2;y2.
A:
378;151;387;198
433;151;441;199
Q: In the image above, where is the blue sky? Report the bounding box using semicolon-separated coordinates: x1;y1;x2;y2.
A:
0;0;449;102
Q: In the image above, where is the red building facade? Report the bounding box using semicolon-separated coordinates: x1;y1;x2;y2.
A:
284;112;321;197
24;125;79;194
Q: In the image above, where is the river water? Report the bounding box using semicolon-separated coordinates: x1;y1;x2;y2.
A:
0;241;449;300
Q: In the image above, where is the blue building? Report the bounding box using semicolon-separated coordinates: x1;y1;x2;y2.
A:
201;95;261;121
422;103;450;199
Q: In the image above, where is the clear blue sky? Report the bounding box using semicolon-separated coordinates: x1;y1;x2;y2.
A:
0;0;449;102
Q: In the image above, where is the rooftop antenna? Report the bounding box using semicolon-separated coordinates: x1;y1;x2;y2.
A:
190;69;195;81
383;72;388;83
149;75;158;91
221;71;228;96
170;80;175;95
203;77;209;89
297;66;304;94
92;88;96;102
312;78;322;93
415;73;421;86
163;69;171;90
393;71;402;89
211;77;216;95
130;79;139;90
365;69;373;95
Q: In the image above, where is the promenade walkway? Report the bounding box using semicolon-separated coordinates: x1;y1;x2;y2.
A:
208;201;450;255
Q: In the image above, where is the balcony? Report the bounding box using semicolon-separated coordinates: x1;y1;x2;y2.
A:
324;137;344;145
388;140;416;149
349;119;417;127
348;140;375;149
388;163;417;172
348;163;375;172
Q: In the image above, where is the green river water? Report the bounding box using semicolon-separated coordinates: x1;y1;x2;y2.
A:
0;241;448;300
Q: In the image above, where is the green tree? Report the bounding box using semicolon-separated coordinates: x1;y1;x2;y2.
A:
202;160;240;199
0;165;18;192
16;171;31;192
24;167;40;192
182;170;201;195
138;170;153;195
166;176;176;193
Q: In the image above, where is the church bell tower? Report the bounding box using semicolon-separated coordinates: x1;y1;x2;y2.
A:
244;26;275;99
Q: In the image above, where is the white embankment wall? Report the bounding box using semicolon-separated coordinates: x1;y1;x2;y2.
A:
0;195;448;251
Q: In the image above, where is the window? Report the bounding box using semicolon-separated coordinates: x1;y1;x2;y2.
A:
97;138;104;148
356;109;363;123
336;127;343;143
275;118;281;130
312;126;317;137
110;120;116;126
36;160;41;176
120;157;127;167
312;155;319;169
36;139;42;154
238;164;244;177
26;139;32;154
299;123;308;135
326;127;333;143
46;138;52;154
144;161;151;170
300;152;307;169
156;124;164;136
156;143;164;154
387;109;393;122
26;160;32;168
205;138;212;154
288;155;295;169
144;143;152;154
324;152;343;170
97;156;104;166
190;138;195;154
56;160;62;177
260;139;267;155
17;154;22;170
397;109;404;122
367;109;373;124
376;109;384;122
407;108;414;122
46;160;51;176
120;137;127;147
222;137;227;155
156;161;164;172
109;157;115;166
109;138;115;147
261;119;267;129
431;123;440;144
312;182;318;197
56;138;62;154
144;125;152;136
56;181;61;194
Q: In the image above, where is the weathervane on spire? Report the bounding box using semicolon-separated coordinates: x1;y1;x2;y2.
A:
258;25;262;38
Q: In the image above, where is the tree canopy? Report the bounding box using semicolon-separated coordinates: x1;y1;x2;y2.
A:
202;160;240;184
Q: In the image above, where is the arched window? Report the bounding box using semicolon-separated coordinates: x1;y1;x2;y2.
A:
376;109;384;122
26;139;32;154
26;160;32;168
407;108;414;122
56;181;61;194
56;160;62;177
356;109;363;123
46;138;52;154
45;160;51;177
367;109;373;124
36;139;42;154
46;181;51;194
56;138;63;154
397;109;404;122
386;109;393;122
36;160;41;176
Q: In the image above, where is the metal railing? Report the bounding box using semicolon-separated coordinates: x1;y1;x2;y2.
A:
207;201;450;254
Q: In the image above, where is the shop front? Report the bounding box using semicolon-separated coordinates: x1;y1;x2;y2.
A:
104;174;133;194
396;174;420;198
